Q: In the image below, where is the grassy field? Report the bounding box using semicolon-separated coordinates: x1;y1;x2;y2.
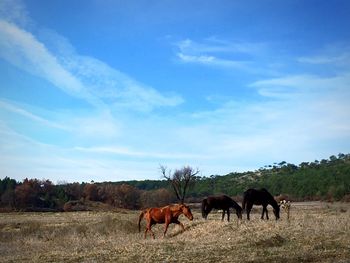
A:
0;202;349;262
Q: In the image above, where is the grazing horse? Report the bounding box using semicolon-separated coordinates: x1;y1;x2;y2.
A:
138;203;193;239
202;195;242;221
242;188;280;220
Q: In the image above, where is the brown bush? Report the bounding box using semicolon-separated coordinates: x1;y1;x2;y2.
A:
140;188;174;208
341;194;350;202
63;200;88;212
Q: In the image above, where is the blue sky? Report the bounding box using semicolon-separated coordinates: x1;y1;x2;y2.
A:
1;0;350;183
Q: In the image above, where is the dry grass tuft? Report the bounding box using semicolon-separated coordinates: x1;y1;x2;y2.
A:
254;233;285;247
0;202;349;262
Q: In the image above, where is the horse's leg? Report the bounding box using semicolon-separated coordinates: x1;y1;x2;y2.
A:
144;219;150;239
150;228;155;239
144;227;148;239
261;206;269;220
227;209;230;222
163;221;170;237
246;203;253;220
205;207;212;220
144;227;155;239
221;210;225;221
266;206;269;220
145;222;155;239
236;209;241;219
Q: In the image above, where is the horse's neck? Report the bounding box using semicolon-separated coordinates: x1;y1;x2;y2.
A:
165;205;182;217
269;199;278;209
173;209;183;218
230;200;238;209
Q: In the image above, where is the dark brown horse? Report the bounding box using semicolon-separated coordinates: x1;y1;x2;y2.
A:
242;188;280;220
202;195;242;221
138;203;193;239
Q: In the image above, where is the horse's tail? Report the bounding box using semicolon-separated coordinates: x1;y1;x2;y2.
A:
138;210;145;232
201;199;208;219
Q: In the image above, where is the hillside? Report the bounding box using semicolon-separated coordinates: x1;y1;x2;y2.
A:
188;153;350;201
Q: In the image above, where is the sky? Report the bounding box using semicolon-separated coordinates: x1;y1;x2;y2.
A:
0;0;350;183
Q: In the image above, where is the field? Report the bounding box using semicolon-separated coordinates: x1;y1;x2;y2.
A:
0;202;349;263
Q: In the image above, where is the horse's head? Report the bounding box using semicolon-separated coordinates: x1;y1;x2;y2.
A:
181;204;194;221
273;205;280;220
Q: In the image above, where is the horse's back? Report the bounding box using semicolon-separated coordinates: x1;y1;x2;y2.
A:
151;204;185;222
207;195;233;209
243;188;274;205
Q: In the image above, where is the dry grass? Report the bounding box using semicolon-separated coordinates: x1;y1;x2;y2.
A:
0;202;349;262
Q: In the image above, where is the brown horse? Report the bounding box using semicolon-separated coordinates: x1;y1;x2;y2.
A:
242;188;280;220
138;203;193;239
202;195;242;221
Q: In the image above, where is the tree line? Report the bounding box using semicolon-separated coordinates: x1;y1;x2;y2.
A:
0;153;349;211
0;178;176;212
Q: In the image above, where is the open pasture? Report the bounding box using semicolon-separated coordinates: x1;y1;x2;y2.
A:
0;202;349;262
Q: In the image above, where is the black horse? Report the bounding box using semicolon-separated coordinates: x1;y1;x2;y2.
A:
242;188;280;220
202;195;242;221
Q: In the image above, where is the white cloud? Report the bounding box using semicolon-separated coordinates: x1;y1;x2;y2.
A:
0;20;102;106
0;99;69;130
0;19;183;112
74;145;209;160
298;53;350;65
250;73;350;99
297;44;350;67
174;38;270;74
177;52;215;63
177;52;248;69
176;38;264;55
52;47;184;111
0;0;31;27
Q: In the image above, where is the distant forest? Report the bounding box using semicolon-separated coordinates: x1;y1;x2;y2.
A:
1;153;349;212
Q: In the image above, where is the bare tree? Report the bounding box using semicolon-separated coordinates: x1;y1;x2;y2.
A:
160;165;199;203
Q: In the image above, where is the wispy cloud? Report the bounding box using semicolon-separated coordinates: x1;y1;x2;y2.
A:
175;38;251;68
0;20;102;106
0;0;31;28
250;72;350;98
176;38;264;56
298;53;350;65
0;19;183;112
0;99;69;130
297;44;350;67
174;38;272;74
177;52;249;69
